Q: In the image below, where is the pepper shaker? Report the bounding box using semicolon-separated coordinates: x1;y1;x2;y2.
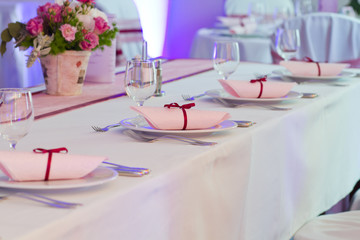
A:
153;59;165;97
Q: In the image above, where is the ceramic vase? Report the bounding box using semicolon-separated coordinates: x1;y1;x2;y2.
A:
40;51;91;96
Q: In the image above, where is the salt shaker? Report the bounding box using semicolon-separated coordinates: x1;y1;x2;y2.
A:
153;59;165;97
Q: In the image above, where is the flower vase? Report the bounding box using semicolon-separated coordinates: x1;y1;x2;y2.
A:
40;51;91;96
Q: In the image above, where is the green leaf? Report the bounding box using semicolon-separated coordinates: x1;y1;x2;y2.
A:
1;29;12;42
8;22;23;38
1;41;7;56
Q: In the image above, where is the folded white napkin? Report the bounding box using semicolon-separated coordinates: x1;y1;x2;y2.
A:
280;61;349;77
219;79;296;98
230;17;257;34
0;149;106;182
217;16;257;34
131;105;231;130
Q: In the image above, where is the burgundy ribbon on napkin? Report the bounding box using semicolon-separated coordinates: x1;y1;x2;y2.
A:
164;102;195;130
33;147;68;181
303;57;321;76
250;77;267;98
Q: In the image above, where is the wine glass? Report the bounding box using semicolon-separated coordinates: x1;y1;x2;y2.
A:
213;41;240;80
124;59;156;107
275;28;300;61
249;2;266;24
0;88;34;150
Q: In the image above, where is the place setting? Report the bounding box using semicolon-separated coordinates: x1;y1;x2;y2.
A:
197;40;302;110
0;147;149;208
0;89;152;209
273;60;355;86
272;26;355;85
0;146;151;209
111;50;243;145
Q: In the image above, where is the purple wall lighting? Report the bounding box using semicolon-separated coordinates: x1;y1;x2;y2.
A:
318;0;338;13
162;0;226;59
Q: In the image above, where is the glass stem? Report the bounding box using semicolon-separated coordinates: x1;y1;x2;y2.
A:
9;141;17;151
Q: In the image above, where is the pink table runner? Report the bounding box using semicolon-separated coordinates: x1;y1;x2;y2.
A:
33;59;214;120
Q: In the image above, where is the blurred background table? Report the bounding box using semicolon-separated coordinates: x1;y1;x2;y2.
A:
190;28;273;64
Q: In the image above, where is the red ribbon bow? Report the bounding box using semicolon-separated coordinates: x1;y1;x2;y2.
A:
250;77;267;98
303;57;321;76
33;147;68;181
164;102;195;130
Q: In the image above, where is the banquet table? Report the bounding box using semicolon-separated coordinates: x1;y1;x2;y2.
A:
1;59;360;240
190;28;274;64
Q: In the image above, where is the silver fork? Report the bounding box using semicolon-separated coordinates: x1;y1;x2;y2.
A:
92;123;121;132
0;192;82;208
213;98;291;111
103;161;150;176
123;129;217;146
182;93;205;101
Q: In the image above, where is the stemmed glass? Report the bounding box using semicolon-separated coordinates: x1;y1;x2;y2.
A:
249;2;266;24
0;88;34;150
213;41;240;80
124;59;156;107
275;28;300;61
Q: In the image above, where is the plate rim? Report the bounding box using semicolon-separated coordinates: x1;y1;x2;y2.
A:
205;89;302;102
120;117;237;135
0;166;118;190
273;69;355;80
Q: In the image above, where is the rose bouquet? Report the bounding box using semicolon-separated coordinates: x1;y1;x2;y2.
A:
0;0;118;67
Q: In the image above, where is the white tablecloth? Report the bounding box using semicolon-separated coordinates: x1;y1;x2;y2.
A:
1;62;360;240
190;28;273;64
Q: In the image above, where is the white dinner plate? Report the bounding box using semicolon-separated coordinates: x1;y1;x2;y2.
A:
272;69;355;82
205;89;302;103
120;116;237;136
0;167;118;190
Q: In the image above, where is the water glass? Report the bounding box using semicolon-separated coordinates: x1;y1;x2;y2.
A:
213;41;240;80
0;88;34;150
295;0;314;16
275;28;300;61
124;59;156;106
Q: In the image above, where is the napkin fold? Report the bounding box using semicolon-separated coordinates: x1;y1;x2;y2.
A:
219;79;296;98
217;16;257;34
131;106;231;130
0;150;107;181
280;61;349;77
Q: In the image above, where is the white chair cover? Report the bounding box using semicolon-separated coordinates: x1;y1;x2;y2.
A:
294;186;360;240
96;0;143;65
293;211;360;240
283;12;360;66
350;188;360;211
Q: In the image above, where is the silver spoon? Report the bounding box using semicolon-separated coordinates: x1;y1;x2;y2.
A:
213;98;291;111
301;92;318;98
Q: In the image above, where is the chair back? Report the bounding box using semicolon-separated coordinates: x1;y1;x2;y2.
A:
97;0;143;66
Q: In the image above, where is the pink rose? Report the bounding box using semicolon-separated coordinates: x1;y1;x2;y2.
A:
93;17;110;35
60;24;77;41
77;0;95;4
37;3;51;17
47;4;63;23
62;6;73;17
79;32;99;50
37;3;62;22
26;17;43;36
